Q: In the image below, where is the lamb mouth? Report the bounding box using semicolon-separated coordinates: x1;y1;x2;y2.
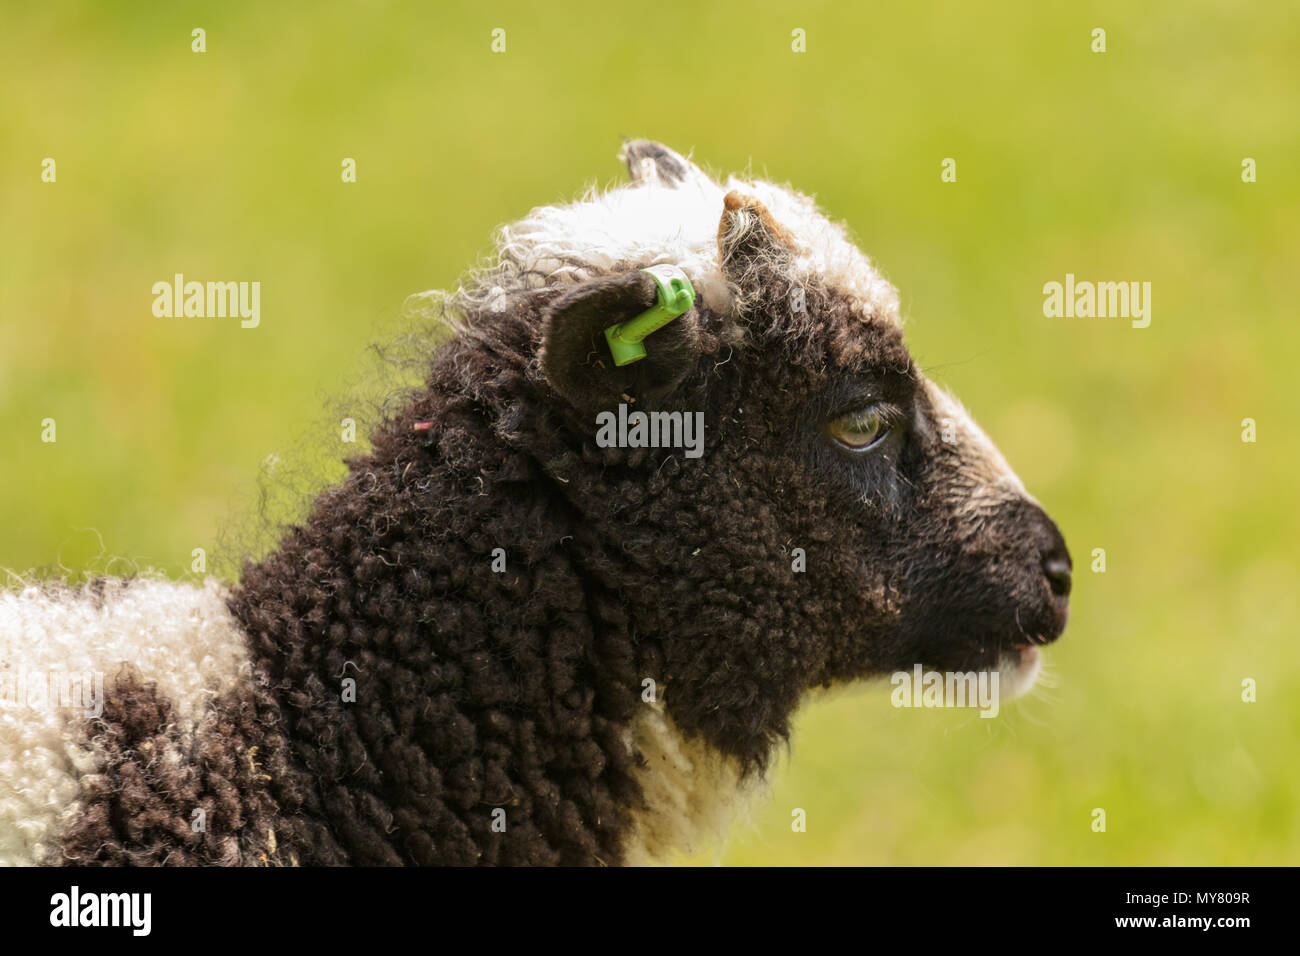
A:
995;642;1043;700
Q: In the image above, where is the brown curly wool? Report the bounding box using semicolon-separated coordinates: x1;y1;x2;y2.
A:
227;290;650;865
58;671;332;866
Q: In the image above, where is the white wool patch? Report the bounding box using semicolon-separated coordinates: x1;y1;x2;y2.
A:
0;576;251;865
621;697;760;865
453;145;901;329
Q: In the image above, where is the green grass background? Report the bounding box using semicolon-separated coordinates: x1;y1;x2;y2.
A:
2;0;1296;864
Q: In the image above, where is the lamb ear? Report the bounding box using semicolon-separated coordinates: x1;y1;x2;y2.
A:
621;140;709;188
717;190;797;285
539;270;704;415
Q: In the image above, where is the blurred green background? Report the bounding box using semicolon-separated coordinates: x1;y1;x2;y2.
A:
2;0;1296;864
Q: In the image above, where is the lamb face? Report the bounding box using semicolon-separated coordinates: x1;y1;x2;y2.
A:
532;143;1071;773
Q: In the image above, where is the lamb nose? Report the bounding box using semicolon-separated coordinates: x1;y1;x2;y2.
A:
1042;554;1072;598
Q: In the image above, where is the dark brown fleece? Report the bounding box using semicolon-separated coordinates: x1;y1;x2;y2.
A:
60;669;339;866
224;291;652;865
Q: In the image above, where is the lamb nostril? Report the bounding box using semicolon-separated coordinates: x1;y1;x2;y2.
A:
1043;556;1072;598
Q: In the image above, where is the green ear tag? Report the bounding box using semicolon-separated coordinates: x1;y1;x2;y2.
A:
603;265;695;367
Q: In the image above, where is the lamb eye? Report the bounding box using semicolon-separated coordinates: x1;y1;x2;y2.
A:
827;408;890;451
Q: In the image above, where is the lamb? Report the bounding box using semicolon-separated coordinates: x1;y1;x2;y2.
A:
0;141;1071;866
